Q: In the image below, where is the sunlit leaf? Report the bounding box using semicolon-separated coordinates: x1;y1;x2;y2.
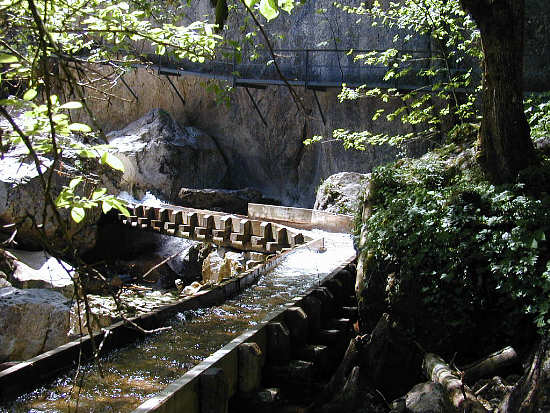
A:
23;89;38;101
0;53;17;63
259;0;279;20
79;149;97;158
60;101;83;109
101;152;125;172
69;177;82;189
102;200;113;214
92;188;107;200
71;207;85;223
68;123;92;133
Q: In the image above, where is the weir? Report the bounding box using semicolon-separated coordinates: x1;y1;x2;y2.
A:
0;204;356;412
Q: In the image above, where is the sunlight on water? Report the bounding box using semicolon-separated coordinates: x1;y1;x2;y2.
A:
1;232;353;413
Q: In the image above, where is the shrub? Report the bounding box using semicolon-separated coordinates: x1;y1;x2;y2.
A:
356;151;550;354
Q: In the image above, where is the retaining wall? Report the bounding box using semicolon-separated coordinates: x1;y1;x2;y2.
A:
248;203;354;233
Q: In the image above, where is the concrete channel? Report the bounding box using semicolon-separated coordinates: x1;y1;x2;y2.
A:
132;256;357;413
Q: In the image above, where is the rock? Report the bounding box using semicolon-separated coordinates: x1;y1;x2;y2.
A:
106;109;227;200
314;172;369;215
402;382;457;413
182;281;202;295
177;187;277;215
0;139;101;252
7;249;75;298
0;287;70;361
0;271;11;288
201;249;244;284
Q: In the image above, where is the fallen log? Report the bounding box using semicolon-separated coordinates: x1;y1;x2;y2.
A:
462;346;519;385
423;353;488;413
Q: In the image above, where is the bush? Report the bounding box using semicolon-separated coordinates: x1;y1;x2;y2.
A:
356;151;550;355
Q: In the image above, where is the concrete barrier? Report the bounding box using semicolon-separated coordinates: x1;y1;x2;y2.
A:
248;204;354;233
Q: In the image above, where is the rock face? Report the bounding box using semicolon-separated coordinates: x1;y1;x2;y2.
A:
177;187;277;215
7;250;75;298
314;172;369;215
106;109;227;200
0;287;70;361
0;141;101;252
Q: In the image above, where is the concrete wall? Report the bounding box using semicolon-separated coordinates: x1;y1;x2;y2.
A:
248;203;354;233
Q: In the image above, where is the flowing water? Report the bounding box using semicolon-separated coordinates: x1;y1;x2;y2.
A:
1;231;353;413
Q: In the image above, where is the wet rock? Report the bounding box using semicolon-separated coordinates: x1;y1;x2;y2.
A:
7;249;75;298
177;187;277;215
314;172;368;215
0;287;70;361
201;249;245;284
106;109;227;200
402;382;456;413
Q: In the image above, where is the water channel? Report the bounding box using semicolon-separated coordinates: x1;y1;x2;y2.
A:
1;231;353;413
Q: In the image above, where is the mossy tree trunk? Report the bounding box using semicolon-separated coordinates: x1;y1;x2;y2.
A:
460;0;535;184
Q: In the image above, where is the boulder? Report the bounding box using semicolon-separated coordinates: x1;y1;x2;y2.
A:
0;287;70;361
7;249;75;298
106;109;228;200
314;172;369;215
400;382;457;413
177;187;277;215
0;142;101;252
201;249;245;284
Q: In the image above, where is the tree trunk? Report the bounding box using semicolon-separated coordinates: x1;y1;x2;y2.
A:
460;0;534;183
500;336;550;413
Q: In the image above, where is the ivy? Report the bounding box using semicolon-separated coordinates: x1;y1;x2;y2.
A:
358;151;550;335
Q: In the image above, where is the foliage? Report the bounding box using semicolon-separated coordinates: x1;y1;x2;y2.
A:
308;0;481;149
525;92;550;143
357;150;550;343
0;0;222;230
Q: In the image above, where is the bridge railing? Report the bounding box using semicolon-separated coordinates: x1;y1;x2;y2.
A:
148;47;478;91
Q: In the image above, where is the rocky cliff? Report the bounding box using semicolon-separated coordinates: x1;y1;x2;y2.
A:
74;0;549;206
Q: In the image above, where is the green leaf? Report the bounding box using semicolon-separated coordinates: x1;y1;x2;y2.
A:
23;89;38;101
68;123;92;133
69;177;82;189
71;206;86;223
60;101;83;109
102;200;113;214
245;0;259;6
100;152;125;172
259;0;279;20
79;149;97;158
117;204;131;217
0;53;18;63
92;188;107;200
278;0;294;14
